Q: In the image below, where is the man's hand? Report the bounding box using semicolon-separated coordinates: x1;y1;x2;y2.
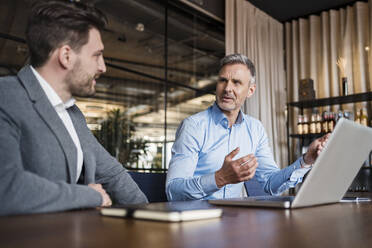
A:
88;184;112;207
304;133;331;165
215;147;258;188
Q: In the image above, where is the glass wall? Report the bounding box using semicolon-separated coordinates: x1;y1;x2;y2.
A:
0;0;225;171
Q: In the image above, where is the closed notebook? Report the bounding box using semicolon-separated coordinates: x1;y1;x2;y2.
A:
100;201;223;222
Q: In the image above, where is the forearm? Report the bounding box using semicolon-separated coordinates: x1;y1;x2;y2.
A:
263;158;309;195
0;169;102;216
97;168;148;205
94;142;148;204
166;173;219;201
263;164;297;195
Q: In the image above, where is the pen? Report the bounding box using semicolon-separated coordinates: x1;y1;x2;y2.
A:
354;197;371;202
340;197;371;203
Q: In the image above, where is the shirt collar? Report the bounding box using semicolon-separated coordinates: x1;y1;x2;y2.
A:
211;102;245;127
30;66;75;109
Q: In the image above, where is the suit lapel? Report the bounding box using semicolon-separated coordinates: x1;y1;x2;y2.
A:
67;105;95;184
17;66;77;183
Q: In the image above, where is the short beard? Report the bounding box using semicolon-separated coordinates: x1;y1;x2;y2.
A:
65;59;96;97
216;96;236;112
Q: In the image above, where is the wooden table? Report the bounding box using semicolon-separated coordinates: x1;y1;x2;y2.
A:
1;200;372;248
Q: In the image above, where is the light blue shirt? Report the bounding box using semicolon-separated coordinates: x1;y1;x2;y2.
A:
166;103;310;201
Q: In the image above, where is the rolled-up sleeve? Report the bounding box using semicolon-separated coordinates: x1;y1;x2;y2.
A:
253;122;310;195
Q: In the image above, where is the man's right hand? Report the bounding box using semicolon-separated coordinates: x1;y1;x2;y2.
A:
214;147;258;188
88;184;112;207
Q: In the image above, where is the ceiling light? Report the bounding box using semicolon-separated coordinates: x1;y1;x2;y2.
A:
86;105;104;110
87;123;101;131
16;45;28;54
136;23;145;32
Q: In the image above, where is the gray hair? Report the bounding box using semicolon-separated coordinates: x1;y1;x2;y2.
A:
219;54;256;83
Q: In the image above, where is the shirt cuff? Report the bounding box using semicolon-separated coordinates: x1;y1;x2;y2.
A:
200;173;220;195
300;154;313;168
288;157;312;187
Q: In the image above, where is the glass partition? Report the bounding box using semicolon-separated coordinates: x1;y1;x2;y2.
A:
0;0;225;171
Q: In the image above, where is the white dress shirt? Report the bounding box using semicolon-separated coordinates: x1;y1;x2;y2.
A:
31;66;83;182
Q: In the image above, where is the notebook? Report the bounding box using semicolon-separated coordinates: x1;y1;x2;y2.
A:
100;200;223;222
209;118;372;209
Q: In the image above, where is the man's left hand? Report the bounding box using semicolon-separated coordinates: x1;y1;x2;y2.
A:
303;133;331;165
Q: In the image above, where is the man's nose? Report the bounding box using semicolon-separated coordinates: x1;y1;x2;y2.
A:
98;57;106;73
224;80;233;92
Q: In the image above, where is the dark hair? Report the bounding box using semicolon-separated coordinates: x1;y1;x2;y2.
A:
219;54;256;83
26;0;107;68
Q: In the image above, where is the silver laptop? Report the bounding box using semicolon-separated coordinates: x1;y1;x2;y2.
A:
209;118;372;209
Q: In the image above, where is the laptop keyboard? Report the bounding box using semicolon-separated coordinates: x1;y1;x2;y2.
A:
249;196;295;202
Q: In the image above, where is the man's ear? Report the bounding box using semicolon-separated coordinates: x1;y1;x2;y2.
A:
57;45;75;70
246;83;256;98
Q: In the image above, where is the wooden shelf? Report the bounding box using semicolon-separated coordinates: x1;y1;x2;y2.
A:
286;91;372;169
288;92;372;109
290;133;327;139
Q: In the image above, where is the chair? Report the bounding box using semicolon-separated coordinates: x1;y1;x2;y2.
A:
128;172;167;202
244;178;270;196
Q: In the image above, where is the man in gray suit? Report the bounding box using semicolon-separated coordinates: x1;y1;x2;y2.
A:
0;1;147;216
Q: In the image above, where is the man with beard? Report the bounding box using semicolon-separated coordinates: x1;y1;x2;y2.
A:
0;1;147;216
166;54;329;201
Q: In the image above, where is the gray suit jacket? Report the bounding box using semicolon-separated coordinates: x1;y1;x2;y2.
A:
0;66;148;215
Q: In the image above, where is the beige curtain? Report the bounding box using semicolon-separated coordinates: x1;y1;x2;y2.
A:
285;1;371;160
226;0;287;168
286;1;371;102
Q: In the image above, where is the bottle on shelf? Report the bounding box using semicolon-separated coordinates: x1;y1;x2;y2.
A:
310;113;317;134
322;111;329;133
355;109;361;124
316;112;322;134
361;108;368;126
342;77;348;96
328;112;335;132
297;114;303;134
303;115;309;134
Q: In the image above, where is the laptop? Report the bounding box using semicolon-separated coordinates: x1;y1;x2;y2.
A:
209;118;372;209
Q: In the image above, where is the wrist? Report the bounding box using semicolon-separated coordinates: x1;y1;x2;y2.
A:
301;154;313;168
89;186;104;206
215;170;225;188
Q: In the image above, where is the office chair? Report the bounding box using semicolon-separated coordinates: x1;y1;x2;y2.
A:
128;171;167;202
